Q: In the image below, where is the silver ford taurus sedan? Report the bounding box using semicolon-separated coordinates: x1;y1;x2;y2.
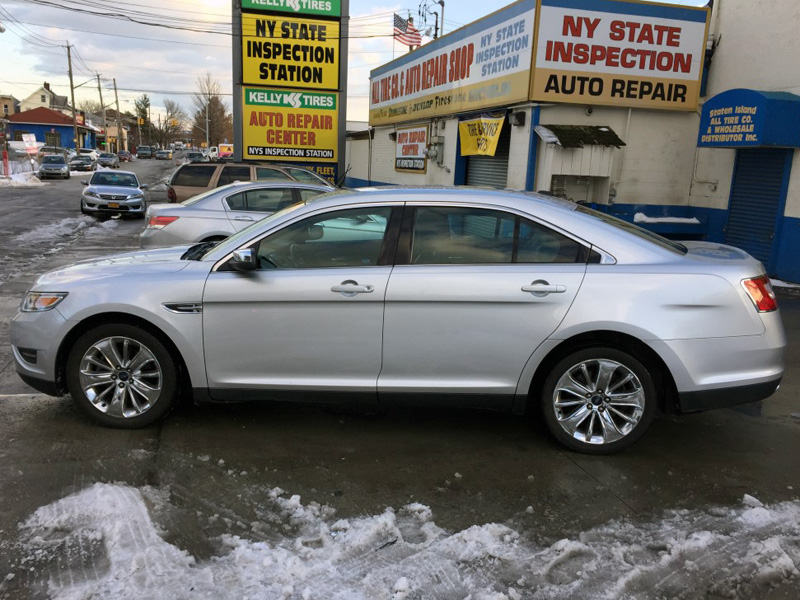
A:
139;181;332;248
11;188;785;453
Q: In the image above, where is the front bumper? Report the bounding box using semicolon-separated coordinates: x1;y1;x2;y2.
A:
82;195;146;215
39;169;69;178
11;306;70;397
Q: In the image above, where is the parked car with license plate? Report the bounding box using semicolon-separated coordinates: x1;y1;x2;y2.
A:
118;150;133;163
69;155;96;172
10;188;785;454
97;152;120;169
140;181;332;248
38;155;70;180
137;146;153;159
156;149;173;160
80;170;148;218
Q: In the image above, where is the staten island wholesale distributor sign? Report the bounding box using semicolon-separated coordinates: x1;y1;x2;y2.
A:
395;125;428;172
243;88;338;162
531;0;710;110
370;1;535;126
241;0;341;18
242;12;340;90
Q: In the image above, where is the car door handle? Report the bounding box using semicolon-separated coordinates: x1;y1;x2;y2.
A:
522;281;567;296
233;216;254;222
331;281;374;295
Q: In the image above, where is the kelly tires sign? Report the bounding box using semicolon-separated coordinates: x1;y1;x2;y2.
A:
242;0;341;18
242;87;338;162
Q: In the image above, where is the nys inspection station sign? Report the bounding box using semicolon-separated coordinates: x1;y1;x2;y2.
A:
242;88;338;162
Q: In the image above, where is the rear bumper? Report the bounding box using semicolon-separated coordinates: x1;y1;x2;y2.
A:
678;377;782;412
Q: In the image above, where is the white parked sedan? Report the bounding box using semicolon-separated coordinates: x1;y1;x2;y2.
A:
139;181;332;248
11;188;785;453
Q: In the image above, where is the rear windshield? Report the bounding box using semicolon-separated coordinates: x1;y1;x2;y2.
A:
43;156;65;164
575;205;687;254
172;165;217;187
256;167;292;182
286;167;330;185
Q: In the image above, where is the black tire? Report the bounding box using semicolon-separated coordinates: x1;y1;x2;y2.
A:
540;347;657;454
65;324;178;428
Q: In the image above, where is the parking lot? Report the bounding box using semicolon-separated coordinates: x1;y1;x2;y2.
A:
0;165;799;598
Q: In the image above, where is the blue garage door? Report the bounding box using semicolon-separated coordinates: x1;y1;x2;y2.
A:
725;149;791;272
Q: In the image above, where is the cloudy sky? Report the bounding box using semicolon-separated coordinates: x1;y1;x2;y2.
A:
0;0;521;123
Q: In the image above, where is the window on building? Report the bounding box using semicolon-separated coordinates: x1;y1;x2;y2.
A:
41;95;46;103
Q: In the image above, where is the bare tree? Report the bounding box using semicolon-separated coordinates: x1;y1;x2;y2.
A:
192;74;232;148
78;99;102;116
150;99;188;148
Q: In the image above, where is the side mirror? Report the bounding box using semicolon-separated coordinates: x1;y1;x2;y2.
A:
82;181;89;186
230;248;257;272
140;184;149;189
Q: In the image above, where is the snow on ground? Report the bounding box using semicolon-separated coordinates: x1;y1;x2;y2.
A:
773;279;800;290
0;173;46;188
10;482;800;600
12;216;99;244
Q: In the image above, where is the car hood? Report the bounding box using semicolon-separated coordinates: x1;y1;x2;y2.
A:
33;246;194;287
86;185;143;195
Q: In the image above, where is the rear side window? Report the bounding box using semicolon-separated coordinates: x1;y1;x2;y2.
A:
217;166;252;186
256;168;292;182
172;165;216;187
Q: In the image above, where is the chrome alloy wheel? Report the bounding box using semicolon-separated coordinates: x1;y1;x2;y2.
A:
78;336;163;418
552;358;646;445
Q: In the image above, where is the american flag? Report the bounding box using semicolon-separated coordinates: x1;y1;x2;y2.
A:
393;13;422;47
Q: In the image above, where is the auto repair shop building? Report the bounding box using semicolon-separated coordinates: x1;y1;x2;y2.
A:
345;0;800;282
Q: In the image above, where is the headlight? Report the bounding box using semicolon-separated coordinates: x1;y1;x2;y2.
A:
84;190;99;198
21;292;68;312
129;193;144;199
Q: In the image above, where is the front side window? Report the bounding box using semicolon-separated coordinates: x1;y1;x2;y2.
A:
411;206;585;265
217;166;252;187
256;167;292;182
256;207;392;269
172;165;216;187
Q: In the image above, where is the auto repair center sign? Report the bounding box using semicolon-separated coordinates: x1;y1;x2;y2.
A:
531;0;709;110
243;88;338;161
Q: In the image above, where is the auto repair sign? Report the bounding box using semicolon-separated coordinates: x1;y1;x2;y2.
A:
242;12;340;90
242;87;338;162
531;0;710;110
395;125;428;172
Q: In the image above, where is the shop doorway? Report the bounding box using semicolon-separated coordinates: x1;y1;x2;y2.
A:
466;123;511;188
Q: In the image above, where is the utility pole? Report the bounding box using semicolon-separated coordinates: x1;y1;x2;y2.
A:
96;74;106;150
206;102;210;148
438;0;445;36
66;43;78;150
113;78;123;152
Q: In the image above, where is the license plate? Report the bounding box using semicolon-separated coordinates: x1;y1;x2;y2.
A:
108;202;119;208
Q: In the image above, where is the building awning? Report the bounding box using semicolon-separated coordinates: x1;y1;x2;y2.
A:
534;125;626;148
698;88;800;148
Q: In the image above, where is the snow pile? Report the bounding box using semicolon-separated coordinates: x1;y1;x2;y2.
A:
12;484;800;600
634;212;701;224
82;219;120;237
0;172;46;188
13;216;97;243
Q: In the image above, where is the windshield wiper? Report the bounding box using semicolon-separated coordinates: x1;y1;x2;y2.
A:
181;240;218;261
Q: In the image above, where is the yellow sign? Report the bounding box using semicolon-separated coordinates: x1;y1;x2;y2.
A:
459;116;505;156
242;87;338;163
242;13;339;91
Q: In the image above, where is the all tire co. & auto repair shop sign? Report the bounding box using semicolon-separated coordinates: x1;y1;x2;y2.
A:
237;0;344;172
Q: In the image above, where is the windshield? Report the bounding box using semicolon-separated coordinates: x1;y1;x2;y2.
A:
90;172;139;187
575;205;687;254
73;156;91;162
43;156;65;164
100;153;115;158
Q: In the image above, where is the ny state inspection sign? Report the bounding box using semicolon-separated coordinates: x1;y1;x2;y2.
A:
242;13;340;91
243;88;338;162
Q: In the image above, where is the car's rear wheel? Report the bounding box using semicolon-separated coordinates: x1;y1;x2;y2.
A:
541;347;657;454
66;324;178;428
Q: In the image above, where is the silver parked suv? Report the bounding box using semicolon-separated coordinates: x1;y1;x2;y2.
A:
10;188;785;453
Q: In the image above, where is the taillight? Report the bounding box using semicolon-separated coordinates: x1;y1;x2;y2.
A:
147;215;179;230
167;187;177;202
742;275;778;312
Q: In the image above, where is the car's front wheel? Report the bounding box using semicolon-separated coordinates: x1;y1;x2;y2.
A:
541;347;657;454
66;324;178;428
